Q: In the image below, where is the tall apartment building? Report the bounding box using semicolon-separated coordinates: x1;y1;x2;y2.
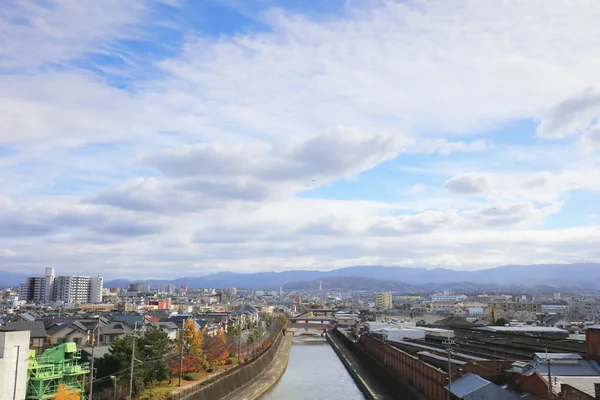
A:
19;276;48;303
375;292;393;310
161;284;175;294
53;276;103;304
19;268;103;304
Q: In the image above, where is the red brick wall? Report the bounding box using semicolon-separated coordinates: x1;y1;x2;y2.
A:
462;360;519;384
560;384;594;399
362;335;448;400
586;329;600;363
517;373;550;400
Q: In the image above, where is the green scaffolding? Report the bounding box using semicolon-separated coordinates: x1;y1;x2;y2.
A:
27;342;90;400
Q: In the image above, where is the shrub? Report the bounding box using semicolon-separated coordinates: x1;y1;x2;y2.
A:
183;372;199;381
227;356;238;365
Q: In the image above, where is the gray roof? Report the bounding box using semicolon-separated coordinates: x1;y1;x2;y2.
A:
0;321;47;338
18;313;36;322
528;358;600;377
111;314;143;326
99;322;128;335
445;373;490;397
47;323;72;336
445;373;528;400
154;322;178;330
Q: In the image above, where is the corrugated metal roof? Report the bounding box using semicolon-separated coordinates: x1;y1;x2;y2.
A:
478;326;568;333
444;373;490;397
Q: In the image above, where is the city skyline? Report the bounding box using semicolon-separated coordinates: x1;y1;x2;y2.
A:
2;0;600;278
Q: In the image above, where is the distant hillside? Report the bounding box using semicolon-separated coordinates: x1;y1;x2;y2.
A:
0;271;27;287
282;276;422;292
95;262;600;290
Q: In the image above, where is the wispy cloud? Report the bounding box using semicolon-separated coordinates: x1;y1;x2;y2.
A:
3;0;600;277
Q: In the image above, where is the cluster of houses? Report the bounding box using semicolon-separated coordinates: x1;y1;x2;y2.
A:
0;304;270;359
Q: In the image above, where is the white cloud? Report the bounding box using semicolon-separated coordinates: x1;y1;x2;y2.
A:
4;0;600;277
0;249;15;257
409;139;488;155
444;173;491;195
537;92;600;140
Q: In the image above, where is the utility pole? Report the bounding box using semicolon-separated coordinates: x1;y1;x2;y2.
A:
129;321;138;400
238;327;242;364
110;376;117;399
179;319;185;387
546;349;553;400
443;339;455;400
89;325;99;400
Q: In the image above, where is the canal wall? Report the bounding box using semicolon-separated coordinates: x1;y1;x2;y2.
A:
328;329;425;400
168;332;289;400
361;334;447;400
221;332;292;400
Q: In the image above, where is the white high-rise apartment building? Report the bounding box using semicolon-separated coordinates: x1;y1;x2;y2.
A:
19;268;103;304
89;277;103;303
375;292;393;310
53;276;104;304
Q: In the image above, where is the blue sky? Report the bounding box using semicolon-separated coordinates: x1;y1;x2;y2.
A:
1;0;600;279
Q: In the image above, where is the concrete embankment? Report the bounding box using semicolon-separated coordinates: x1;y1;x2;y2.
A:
220;332;293;400
327;330;395;400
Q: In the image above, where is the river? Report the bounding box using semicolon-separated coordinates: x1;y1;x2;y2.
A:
261;337;365;400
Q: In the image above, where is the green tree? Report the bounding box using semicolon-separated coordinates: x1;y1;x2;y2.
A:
137;325;170;383
98;325;172;393
227;326;241;338
277;314;289;330
264;313;273;329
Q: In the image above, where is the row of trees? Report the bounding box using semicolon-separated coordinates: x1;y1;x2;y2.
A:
91;314;286;397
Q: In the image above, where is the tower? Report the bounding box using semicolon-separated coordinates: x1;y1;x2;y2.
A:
43;267;55;302
319;279;323;292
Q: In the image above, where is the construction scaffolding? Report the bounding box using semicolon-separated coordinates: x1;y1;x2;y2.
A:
27;342;90;400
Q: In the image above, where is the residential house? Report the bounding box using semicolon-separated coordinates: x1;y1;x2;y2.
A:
98;321;133;345
152;322;179;340
0;321;47;355
46;322;89;348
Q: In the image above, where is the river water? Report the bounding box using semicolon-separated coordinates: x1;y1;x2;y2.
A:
261;337;365;400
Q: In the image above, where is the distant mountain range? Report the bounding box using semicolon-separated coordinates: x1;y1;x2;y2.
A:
0;270;28;287
102;263;600;290
2;263;599;291
282;277;423;292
